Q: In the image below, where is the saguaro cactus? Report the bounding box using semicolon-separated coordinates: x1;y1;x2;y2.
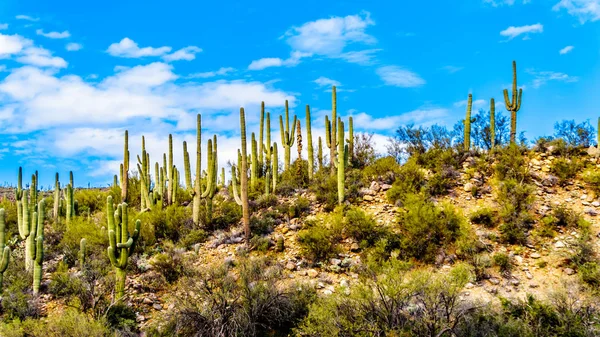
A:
15;167;23;230
53;173;60;220
64;171;75;226
490;98;496;148
259;101;265;174
597;117;599;148
464;94;472;151
236;108;251;242
167;134;175;205
138;136;151;210
317;137;323;172
306;105;314;179
279;100;297;171
79;238;87;269
326;86;338;175
337;119;348;204
347;116;354;165
121;130;129;202
106;195;141;302
32;199;45;295
251;133;258;191
202;136;218;223
0;209;10;293
272;143;278;192
503;60;523;144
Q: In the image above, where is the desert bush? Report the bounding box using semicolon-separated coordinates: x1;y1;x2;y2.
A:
494;144;529;182
309;171;338;212
469;206;497;228
386;160;426;204
551;158;581;185
59;216;106;266
496;179;535;244
138;205;190;243
552;204;581;228
493;253;511;272
105;302;138;335
351;132;377;169
249;235;271;252
362;156;401;184
250;212;277;235
553;119;595;148
74;189;107;216
578;262;600;287
0;309;110;337
397;194;467;262
148;257;316;337
297;219;340;261
179;229;208;249
582;169;600;195
212;199;242;230
255;194;278;210
426;166;459;196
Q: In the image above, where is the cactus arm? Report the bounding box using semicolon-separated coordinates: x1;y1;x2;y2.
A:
232;165;242;206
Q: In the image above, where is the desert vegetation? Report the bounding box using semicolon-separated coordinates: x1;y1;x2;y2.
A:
1;60;600;336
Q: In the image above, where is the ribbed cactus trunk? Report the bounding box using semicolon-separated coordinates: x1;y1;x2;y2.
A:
185;114;203;225
121;131;129;203
464;94;472;151
79;238;87;269
239;108;250;242
106;196;141;302
16;167;23;233
327;86;338;176
251;133;258;191
306;105;314;180
64;171;74;227
167;134;175;205
280;100;296;171
490;98;496;148
317;137;323;172
504;60;522;144
337;119;346;204
347;117;353;165
220;168;225;187
33;199;45;295
201;136;218;225
272;143;278;192
26;175;38;272
0;209;10;293
53;173;60;220
138;136;151;210
259;101;265;176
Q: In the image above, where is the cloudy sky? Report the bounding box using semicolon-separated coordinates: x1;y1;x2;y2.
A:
0;0;598;187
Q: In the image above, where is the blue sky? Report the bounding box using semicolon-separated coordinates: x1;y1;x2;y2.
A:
0;0;599;187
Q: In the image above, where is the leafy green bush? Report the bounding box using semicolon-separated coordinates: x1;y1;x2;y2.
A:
74;189;107;215
297;220;340;261
550;158;581;186
309;171;338;212
59;216;106;266
105;302;138;334
212;199;242;230
249;235;271;252
494;144;529;182
362;156;401;184
582;169;600;194
578;262;600;287
397;194;467;262
493;253;511;272
255;194;278;210
496;179;535;244
139;205;190;243
179;229;208;249
426;167;458;197
0;309;110;337
469;206;497;228
552;204;581;228
336;206;383;247
250;212;277;235
386;160;426;204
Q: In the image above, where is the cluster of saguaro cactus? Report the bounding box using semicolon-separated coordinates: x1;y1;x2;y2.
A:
0;209;10;293
232;108;251;242
504;60;523;144
106;195;141;302
464;94;473;151
138;136;152;211
280;100;297;171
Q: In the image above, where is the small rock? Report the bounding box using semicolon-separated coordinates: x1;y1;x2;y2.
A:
489;278;500;285
143;298;153;305
330;258;342;266
554;241;565;249
525;272;533;280
370;181;381;192
285;262;296;271
340;279;349;288
465;282;474;289
564;268;575;275
350;243;360;251
363;195;374;202
529;283;539;288
381;184;392;191
464;182;474;192
592;201;600;207
153;303;162;310
530;253;541;259
307;269;319;278
510;279;520;286
585;208;598;216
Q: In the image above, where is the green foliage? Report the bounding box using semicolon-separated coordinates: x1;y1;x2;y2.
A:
59;216;106;265
0;309;110;337
496;179;535;244
73;189;107;216
105;303;138;334
386;159;426;204
211;198;242;230
397;194;468;262
582;169;600;194
179;229;207;250
426;166;458;196
297;220;339;261
470;206;497;228
493;253;511;272
309;171;338;212
255;194;278;210
362;156;400;184
494;144;529;182
551;157;581;185
138;205;189;243
150;249;185;284
149;257;316;337
249;235;271;252
578;262;600;287
250;213;277;235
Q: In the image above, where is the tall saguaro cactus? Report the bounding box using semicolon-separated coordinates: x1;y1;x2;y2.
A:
167;134;176;205
490;98;496;148
121;131;129;203
64;171;74;226
53;173;60;220
138;136;151;210
233;108;250;243
337;119;348;204
106;196;141;302
32;199;45;295
306;105;314;180
272;143;278;192
202;136;218;224
317;137;323;172
279;100;297;171
259;101;265;174
251;133;258;191
0;209;10;293
15;167;23;231
503;60;523;144
326;86;338;175
347;117;354;165
464;94;472;151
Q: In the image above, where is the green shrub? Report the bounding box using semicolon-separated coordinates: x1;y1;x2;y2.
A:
470;206;497;228
496;179;535;244
337;206;382;247
297;221;339;261
363;156;401;184
494;144;529;182
105;302;138;334
250;212;277;235
150;246;186;284
250;235;271;252
493;253;511;272
59;216;106;266
552;204;580;228
550;158;581;186
578;262;600;287
179;229;208;249
386;160;426;204
74;189;107;215
582;169;600;194
426;167;458;197
255;194;278;210
309;171;338;212
212;199;242;230
139;205;190;243
397;194;467;262
0;309;110;337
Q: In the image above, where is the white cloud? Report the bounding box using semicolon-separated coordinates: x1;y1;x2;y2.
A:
454;98;488;109
500;23;543;40
0;33;31;57
107;38;172;58
16;47;67;68
66;42;83;51
162;46;202;62
187;67;236;79
528;70;579;88
15;15;39;22
349;108;449;130
314;76;341;88
0;24;8;30
249;12;377;70
553;0;600;23
559;45;574;54
376;65;425;87
484;0;530;6
36;29;70;39
248;51;310;70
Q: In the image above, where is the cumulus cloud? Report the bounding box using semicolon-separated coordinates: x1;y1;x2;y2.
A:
313;76;341;88
16;47;67;68
15;15;39;22
559;45;574;54
527;70;579;88
0;24;8;30
162;46;202;62
187;67;236;79
107;38;172;58
500;23;543;40
66;43;83;51
376;65;425;87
